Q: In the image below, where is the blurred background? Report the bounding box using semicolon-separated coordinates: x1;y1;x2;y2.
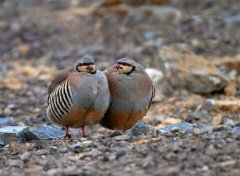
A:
0;0;240;122
0;0;240;175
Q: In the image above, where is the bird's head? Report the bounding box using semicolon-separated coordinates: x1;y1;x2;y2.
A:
114;58;136;75
75;56;96;74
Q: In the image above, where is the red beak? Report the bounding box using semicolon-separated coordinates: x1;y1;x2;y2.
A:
86;65;94;70
114;64;120;69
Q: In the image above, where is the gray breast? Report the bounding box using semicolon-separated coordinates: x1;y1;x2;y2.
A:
70;71;110;110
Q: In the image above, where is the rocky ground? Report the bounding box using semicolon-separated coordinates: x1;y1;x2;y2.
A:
0;0;240;175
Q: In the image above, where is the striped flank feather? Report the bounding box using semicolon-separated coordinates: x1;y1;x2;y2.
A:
47;80;73;123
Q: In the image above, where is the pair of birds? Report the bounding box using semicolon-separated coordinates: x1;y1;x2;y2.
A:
47;56;154;138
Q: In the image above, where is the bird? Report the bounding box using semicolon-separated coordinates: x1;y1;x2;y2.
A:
100;57;155;131
47;56;110;138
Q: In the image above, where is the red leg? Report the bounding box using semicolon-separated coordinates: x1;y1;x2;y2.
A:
82;127;86;137
65;126;71;138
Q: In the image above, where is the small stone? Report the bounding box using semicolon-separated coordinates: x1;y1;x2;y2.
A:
222;117;235;126
171;127;180;133
206;145;219;156
0;126;29;145
24;125;65;141
0;117;14;127
81;141;93;148
128;121;148;136
228;70;237;78
218;160;237;167
202;99;216;111
43;156;58;171
68;142;81;149
199;125;214;134
116;149;126;159
213;125;229;132
232;127;240;135
219;66;227;75
91;133;105;140
157;122;193;134
186;111;208;122
50;145;58;150
7;159;24;168
109;154;117;161
151;115;166;125
114;134;130;141
90;148;100;158
211;115;223;125
144;31;157;39
20;152;31;161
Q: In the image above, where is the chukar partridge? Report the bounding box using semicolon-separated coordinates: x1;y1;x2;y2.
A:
47;56;110;138
100;58;154;131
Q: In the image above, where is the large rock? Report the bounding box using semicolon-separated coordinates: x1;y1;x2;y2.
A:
0;126;29;145
24;125;65;141
128;6;182;25
145;68;164;84
169;54;228;93
145;68;166;101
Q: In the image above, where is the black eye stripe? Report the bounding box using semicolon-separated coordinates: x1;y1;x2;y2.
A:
117;62;132;66
78;63;94;66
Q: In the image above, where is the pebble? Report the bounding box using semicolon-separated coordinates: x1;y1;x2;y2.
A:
68;142;81;149
91;133;105;140
205;145;219;156
201;99;216;111
228;70;237;78
157;122;194;134
116;149;126;159
128;121;148;136
231;126;240;135
222;117;235;126
114;134;130;141
186;111;208;122
81;140;94;147
0;117;14;126
151;114;167;125
7;159;24;168
198;125;215;134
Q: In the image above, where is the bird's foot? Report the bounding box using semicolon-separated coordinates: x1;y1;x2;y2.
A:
65;126;71;139
64;134;71;139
